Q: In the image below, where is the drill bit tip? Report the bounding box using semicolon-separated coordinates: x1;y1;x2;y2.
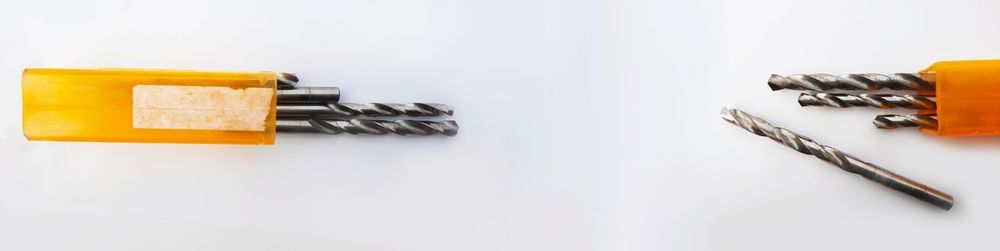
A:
767;74;790;91
277;72;299;89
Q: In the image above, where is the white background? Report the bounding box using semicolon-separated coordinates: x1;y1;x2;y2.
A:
2;0;999;250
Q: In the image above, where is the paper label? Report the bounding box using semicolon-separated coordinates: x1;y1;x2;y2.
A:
133;85;273;131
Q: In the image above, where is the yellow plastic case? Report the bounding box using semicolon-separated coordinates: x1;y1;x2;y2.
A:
22;68;278;145
923;60;1000;136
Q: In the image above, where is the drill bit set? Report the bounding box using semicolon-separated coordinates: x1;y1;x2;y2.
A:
768;73;938;131
714;60;1000;210
21;68;458;145
272;73;458;136
766;60;1000;137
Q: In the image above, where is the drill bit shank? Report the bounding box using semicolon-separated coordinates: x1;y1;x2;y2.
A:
277;87;341;103
798;93;936;109
769;73;934;91
721;107;953;210
277;102;453;117
277;119;458;136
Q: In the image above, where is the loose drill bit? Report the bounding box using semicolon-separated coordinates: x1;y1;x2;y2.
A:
277;102;453;117
768;73;934;91
720;107;954;210
277;118;459;136
874;114;939;130
798;92;936;109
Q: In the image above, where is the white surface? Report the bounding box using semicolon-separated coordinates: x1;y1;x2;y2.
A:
2;0;999;250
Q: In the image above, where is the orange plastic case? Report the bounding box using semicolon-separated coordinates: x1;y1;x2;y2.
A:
22;68;278;144
924;60;1000;136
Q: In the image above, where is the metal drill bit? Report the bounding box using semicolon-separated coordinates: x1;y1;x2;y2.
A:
277;102;453;117
720;107;954;210
768;73;934;91
277;72;298;89
277;87;341;103
277;118;459;136
798;92;936;109
874;114;939;130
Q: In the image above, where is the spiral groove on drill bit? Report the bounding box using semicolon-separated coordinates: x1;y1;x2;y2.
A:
768;73;934;91
720;107;953;210
277;102;453;117
721;107;855;170
276;119;458;136
797;92;936;109
873;114;939;129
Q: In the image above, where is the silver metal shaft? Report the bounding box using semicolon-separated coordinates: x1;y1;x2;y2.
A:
721;107;953;210
277;118;458;136
798;92;936;109
277;102;453;117
874;114;938;130
277;87;341;103
768;73;934;91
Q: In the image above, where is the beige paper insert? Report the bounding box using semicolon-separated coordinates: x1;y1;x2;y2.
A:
133;85;273;131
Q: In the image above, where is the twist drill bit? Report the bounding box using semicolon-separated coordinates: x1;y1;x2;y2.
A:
277;102;453;117
768;73;934;91
277;118;459;136
720;107;954;210
874;114;939;130
798;92;936;109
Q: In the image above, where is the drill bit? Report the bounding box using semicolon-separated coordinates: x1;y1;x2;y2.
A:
798;92;936;109
720;107;954;210
277;118;459;136
768;73;934;91
874;114;939;130
277;102;453;117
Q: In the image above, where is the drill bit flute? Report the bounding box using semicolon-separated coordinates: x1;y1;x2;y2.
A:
276;119;458;136
721;107;954;210
874;114;939;130
767;73;934;91
797;93;936;110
